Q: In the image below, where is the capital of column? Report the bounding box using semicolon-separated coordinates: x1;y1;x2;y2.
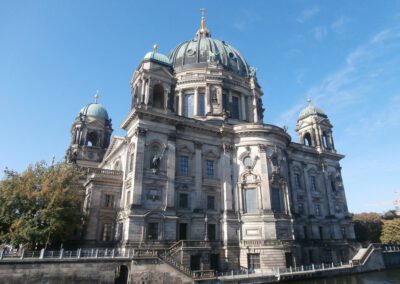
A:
222;143;234;153
134;127;147;137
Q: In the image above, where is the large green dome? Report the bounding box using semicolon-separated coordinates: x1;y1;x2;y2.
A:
168;17;250;77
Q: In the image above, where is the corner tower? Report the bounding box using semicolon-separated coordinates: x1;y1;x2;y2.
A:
296;100;335;153
67;92;113;167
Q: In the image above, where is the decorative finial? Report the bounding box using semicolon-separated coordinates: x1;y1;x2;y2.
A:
153;43;158;53
307;98;312;105
95;90;100;103
200;8;206;30
196;8;211;37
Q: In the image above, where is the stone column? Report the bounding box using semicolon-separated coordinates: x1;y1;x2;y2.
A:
281;181;290;215
178;90;184;116
132;128;147;205
140;78;146;104
328;132;335;151
145;78;151;105
252;92;258;123
241;95;247;121
165;134;176;208
205;84;211;114
313;124;322;150
194;87;199;116
194;142;203;210
216;86;222;113
221;143;233;211
164;87;169;111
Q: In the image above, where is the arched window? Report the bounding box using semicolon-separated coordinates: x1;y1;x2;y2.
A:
303;133;312;146
87;131;98;147
271;187;282;213
322;132;330;149
184;94;194;118
231;96;240;119
152;84;164;109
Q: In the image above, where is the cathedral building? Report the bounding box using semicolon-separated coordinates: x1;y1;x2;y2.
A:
67;15;355;272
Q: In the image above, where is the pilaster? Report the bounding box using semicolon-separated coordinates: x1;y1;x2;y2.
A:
194;142;203;210
165;134;176;208
221;143;233;211
259;145;272;211
194;87;199;116
241;95;247;121
132;127;147;205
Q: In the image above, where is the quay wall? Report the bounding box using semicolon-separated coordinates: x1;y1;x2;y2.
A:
382;251;400;268
0;259;122;284
0;258;193;284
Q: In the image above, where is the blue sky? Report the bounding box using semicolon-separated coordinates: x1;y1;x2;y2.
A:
1;0;399;213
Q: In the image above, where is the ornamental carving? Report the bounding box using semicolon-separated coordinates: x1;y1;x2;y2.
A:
134;127;147;137
258;144;267;153
222;143;233;153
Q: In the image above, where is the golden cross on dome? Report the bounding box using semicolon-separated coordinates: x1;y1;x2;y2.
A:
95;90;100;103
153;43;158;53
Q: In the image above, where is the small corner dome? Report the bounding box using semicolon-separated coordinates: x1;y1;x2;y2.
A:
79;103;109;119
298;105;326;120
143;51;172;66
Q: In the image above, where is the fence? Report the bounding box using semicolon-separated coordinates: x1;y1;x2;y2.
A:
0;248;159;261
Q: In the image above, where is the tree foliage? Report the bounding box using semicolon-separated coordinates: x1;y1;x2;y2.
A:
0;162;84;249
380;219;400;244
352;212;383;243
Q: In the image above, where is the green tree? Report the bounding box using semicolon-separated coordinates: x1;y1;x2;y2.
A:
352;212;383;243
380;219;400;244
0;162;84;249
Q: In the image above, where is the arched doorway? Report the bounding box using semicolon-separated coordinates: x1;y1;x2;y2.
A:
115;265;129;284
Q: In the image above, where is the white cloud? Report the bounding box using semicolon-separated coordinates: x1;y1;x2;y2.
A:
371;28;400;43
276;25;400;127
297;6;320;23
312;26;328;41
331;16;351;34
357;95;400;133
233;10;261;31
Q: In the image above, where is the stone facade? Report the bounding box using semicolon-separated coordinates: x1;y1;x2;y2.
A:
67;16;355;272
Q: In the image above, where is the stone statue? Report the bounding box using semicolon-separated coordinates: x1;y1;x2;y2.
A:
151;155;161;169
150;145;167;173
249;66;257;77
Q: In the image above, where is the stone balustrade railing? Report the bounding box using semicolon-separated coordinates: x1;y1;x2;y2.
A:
86;168;123;176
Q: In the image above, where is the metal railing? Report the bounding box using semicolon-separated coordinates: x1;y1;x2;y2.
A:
381;244;400;252
0;248;158;261
217;261;352;280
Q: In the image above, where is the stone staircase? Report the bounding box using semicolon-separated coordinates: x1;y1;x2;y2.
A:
157;241;216;281
351;243;380;266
